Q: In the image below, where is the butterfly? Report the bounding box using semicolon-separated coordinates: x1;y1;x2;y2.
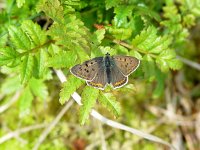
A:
70;53;140;90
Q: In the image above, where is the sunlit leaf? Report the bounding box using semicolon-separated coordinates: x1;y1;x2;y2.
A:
20;54;34;84
19;86;33;117
98;92;121;117
59;75;83;104
80;86;99;125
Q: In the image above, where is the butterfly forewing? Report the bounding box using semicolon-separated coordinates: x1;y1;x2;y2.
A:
87;67;107;90
110;65;128;88
112;56;140;76
70;57;103;81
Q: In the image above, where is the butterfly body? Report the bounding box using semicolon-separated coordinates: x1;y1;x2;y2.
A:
70;53;140;90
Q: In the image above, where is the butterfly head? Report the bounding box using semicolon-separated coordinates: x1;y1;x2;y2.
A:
105;52;110;56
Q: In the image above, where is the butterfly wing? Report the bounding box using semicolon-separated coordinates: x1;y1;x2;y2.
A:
70;57;103;81
112;56;140;76
87;67;107;90
110;65;128;89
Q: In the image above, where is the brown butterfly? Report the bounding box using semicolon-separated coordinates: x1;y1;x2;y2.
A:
70;53;140;90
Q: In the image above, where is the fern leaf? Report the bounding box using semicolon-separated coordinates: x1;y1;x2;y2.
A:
80;86;99;125
17;0;25;8
98;92;121;117
29;78;48;100
132;26;171;54
0;47;19;66
33;49;48;78
36;0;64;23
142;55;156;81
59;75;83;104
47;50;77;68
21;20;46;46
19;86;33;117
20;54;34;84
8;25;31;51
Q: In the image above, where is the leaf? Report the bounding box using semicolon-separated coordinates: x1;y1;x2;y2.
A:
36;0;64;23
48;20;90;52
129;50;142;60
59;75;83;104
156;58;169;72
132;26;172;54
21;20;46;46
114;6;133;27
159;49;176;59
29;78;48;100
80;86;99;125
33;49;48;78
19;86;33;117
98;92;121;117
105;0;120;10
47;50;77;69
0;47;18;66
108;28;132;40
20;54;34;84
133;6;161;22
0;34;8;47
95;29;105;44
152;69;166;99
17;0;25;8
142;55;156;81
8;25;31;52
167;59;183;70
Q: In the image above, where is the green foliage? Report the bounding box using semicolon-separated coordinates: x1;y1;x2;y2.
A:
8;25;31;51
20;54;34;84
132;26;182;72
0;0;200;148
17;0;25;8
59;75;83;104
80;86;99;125
0;47;19;66
19;86;34;117
29;78;48;100
47;50;77;69
98;92;121;117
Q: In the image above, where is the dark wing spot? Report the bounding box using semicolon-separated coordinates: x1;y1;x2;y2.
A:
91;62;93;64
85;63;88;67
92;68;95;71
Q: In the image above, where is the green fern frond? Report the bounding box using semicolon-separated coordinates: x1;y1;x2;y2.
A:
59;75;83;104
20;54;34;84
8;25;31;52
98;92;121;117
0;47;19;66
47;50;77;68
80;86;99;125
19;86;33;117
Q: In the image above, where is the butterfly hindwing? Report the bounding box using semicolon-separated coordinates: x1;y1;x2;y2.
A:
87;66;107;90
110;64;128;89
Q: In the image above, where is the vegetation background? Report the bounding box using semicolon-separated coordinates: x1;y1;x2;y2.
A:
0;0;200;149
